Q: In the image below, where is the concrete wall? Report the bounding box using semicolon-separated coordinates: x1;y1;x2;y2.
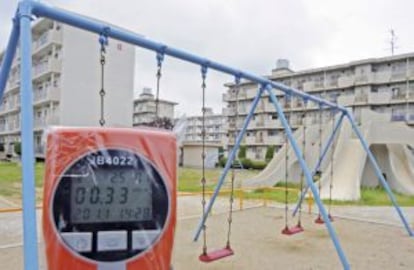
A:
182;144;219;168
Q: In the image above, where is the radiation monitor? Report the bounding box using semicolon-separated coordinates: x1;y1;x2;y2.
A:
42;127;176;270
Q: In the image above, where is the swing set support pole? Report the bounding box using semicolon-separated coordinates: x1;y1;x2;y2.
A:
266;86;350;270
292;111;345;217
193;85;265;242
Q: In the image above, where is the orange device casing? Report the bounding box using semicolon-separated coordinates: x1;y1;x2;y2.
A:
42;127;177;270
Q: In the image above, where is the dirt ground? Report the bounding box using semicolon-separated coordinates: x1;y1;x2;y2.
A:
0;197;414;269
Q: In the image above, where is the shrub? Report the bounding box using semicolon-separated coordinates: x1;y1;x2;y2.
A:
218;146;224;159
219;157;227;167
14;142;22;156
14;142;21;156
240;158;252;169
251;160;268;170
238;145;246;159
265;145;275;162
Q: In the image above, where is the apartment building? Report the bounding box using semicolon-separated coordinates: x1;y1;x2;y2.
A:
224;55;414;161
132;87;177;126
0;18;135;157
182;108;227;145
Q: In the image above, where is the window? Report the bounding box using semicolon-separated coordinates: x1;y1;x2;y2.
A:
268;130;277;136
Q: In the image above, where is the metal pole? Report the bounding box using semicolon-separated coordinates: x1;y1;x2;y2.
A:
292;112;345;217
193;85;265;241
19;1;40;270
266;86;350;270
345;110;414;237
0;12;20;100
30;1;345;112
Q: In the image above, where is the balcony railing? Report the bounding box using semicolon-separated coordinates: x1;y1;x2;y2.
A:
391;114;406;122
354;95;368;103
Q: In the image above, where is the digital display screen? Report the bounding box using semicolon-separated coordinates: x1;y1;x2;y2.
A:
70;168;152;223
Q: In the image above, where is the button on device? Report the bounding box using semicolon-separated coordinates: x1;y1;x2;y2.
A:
97;231;127;251
61;232;92;252
132;230;161;250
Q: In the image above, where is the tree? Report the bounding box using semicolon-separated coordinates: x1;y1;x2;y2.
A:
141;117;174;130
14;142;21;156
238;145;246;159
265;145;275;162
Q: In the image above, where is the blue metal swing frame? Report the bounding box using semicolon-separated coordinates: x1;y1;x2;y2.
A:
0;1;413;269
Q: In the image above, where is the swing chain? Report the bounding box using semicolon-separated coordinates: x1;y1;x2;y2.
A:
226;75;240;247
155;52;164;122
200;65;208;255
98;31;109;127
284;94;291;228
298;105;307;224
328;109;336;214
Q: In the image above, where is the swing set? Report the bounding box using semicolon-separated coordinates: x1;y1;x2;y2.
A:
0;1;413;270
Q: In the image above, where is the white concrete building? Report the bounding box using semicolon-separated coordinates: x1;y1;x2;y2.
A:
224;55;414;161
0;18;135;157
182;108;227;145
132;87;177;126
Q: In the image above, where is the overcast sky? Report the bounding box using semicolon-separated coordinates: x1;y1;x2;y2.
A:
1;0;414;116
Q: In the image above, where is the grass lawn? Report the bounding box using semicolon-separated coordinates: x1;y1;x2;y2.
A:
0;162;45;203
0;162;413;206
179;168;414;206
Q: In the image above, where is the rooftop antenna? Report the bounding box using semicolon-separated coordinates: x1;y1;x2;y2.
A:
390;29;397;55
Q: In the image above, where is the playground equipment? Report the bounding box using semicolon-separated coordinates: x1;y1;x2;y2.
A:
198;74;237;262
281;95;304;235
0;1;413;269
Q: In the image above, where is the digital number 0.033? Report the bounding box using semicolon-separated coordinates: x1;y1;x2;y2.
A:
74;186;129;205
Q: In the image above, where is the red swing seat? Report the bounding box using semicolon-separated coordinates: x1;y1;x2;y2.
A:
199;247;234;263
315;214;334;224
281;224;304;236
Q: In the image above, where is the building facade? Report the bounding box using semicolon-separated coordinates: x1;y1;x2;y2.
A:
0;18;135;157
132;87;177;126
224;55;414;161
182;108;227;145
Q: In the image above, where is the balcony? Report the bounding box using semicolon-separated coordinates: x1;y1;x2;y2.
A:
34;115;60;129
267;136;284;145
390;93;407;102
391;114;406;122
368;92;391;104
33;30;63;55
32;58;62;80
337;95;355;107
354;94;368;104
303;81;324;92
290;118;303;127
338;76;354;88
327;79;339;88
391;71;406;81
354;74;373;85
373;71;391;84
263;119;283;129
33;87;60;104
222;93;230;102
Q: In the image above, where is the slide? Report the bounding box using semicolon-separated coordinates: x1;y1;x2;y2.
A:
387;144;414;194
243;108;414;200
